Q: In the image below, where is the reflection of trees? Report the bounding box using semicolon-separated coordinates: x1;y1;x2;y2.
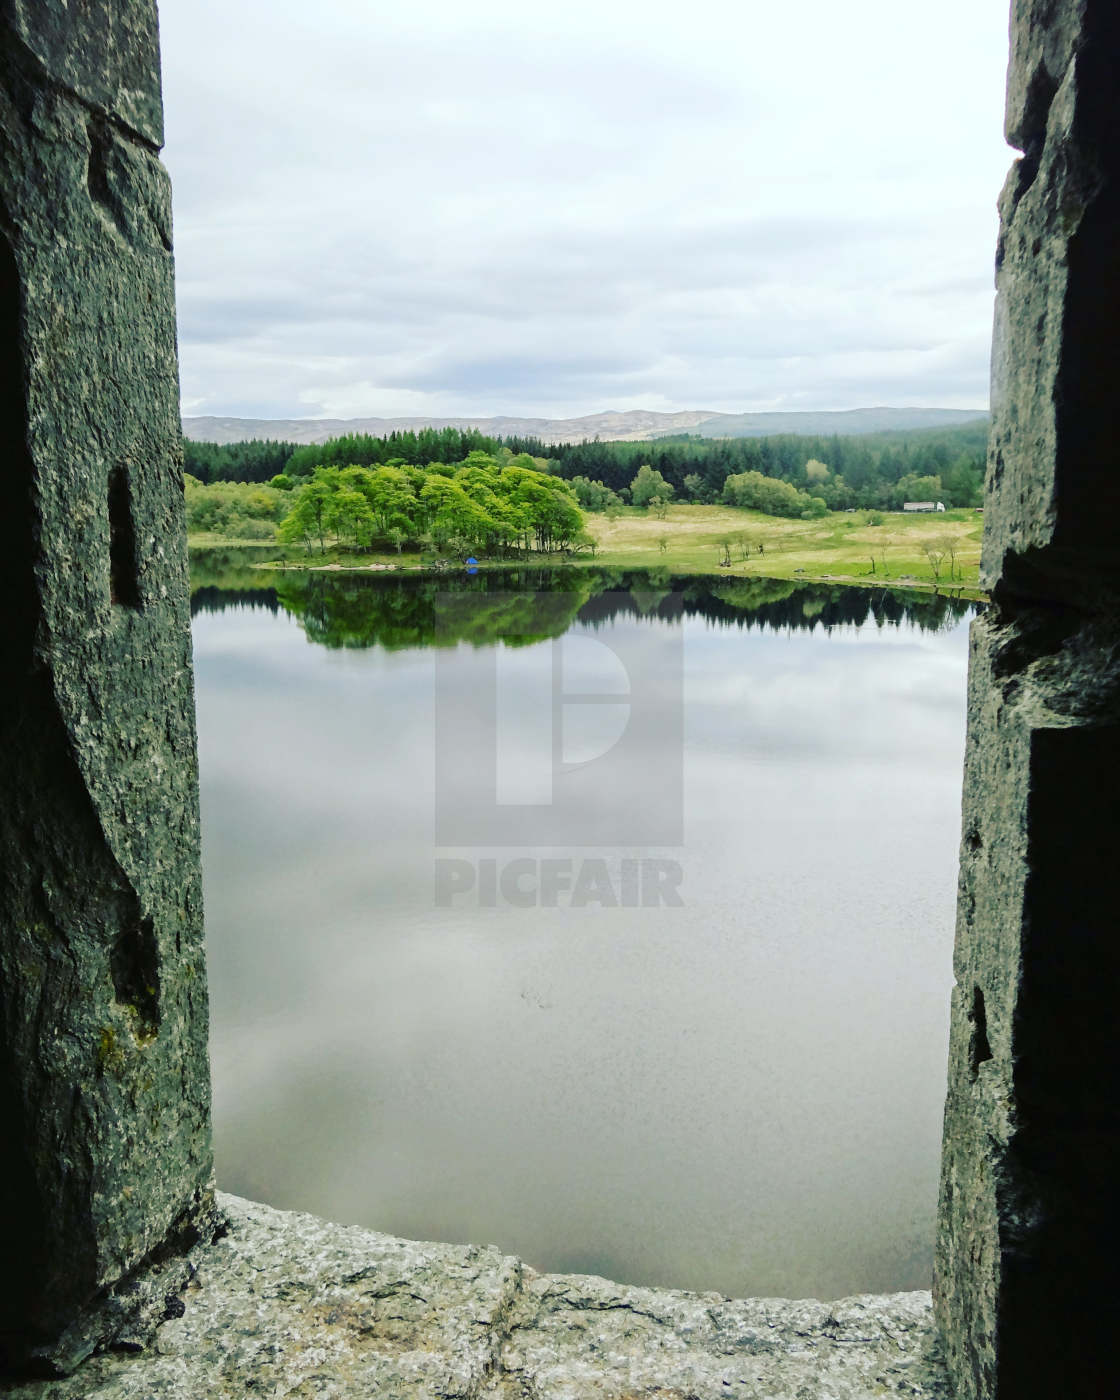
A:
272;571;597;650
191;565;977;648
189;545;290;594
682;580;974;635
192;584;281;618
710;578;798;611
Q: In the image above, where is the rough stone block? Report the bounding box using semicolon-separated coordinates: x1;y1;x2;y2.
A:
936;5;1120;1393
0;2;214;1374
0;1195;951;1400
982;0;1120;600
935;610;1120;1398
0;0;164;146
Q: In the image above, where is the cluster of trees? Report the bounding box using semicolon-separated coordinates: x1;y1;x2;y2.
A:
560;450;975;520
568;463;678;516
568;475;624;512
277;452;589;557
569;461;826;521
183;476;292;537
501;422;987;510
721;470;827;519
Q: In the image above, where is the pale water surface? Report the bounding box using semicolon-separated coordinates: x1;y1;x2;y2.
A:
191;567;972;1301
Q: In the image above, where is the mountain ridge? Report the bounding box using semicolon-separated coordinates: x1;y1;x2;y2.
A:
183;406;989;447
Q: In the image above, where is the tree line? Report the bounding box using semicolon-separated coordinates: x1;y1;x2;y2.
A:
183;427;508;483
502;422;987;510
566;461;830;520
182;420;986;510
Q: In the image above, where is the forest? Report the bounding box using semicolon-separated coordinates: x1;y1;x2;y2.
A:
182;427;509;483
512;422;986;511
183;420;987;515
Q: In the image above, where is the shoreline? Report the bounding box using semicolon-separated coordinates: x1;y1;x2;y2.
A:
188;539;987;601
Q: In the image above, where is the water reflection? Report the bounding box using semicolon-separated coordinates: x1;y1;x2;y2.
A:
191;563;974;646
191;564;972;1301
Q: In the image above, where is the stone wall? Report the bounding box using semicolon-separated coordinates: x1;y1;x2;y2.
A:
933;2;1120;1396
0;2;214;1374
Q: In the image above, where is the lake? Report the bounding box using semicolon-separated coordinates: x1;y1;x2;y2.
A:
191;562;973;1301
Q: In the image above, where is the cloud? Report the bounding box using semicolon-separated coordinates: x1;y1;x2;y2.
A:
159;0;1011;419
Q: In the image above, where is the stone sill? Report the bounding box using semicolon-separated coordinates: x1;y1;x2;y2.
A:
1;1194;949;1399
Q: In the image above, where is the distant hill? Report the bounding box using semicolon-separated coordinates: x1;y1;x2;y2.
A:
182;406;988;448
686;406;989;438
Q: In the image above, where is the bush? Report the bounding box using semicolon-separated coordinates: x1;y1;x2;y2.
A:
722;470;826;519
184;478;291;538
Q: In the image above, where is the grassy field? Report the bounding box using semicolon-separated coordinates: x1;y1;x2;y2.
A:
189;504;985;596
584;505;984;593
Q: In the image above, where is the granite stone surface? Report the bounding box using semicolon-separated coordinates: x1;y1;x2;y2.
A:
0;1195;951;1400
0;0;213;1371
934;4;1120;1394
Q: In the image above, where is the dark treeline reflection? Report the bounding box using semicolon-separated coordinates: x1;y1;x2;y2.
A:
192;586;282;617
190;566;976;649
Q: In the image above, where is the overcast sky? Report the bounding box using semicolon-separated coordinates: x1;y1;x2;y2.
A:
159;0;1013;421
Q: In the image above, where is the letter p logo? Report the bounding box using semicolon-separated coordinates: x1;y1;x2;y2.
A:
435;592;683;847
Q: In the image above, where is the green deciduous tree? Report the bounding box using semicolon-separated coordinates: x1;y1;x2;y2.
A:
629;464;675;509
278;476;336;553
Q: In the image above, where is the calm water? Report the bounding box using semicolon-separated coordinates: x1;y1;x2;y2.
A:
191;565;973;1301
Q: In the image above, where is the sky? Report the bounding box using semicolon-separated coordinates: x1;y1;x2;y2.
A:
159;0;1014;422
